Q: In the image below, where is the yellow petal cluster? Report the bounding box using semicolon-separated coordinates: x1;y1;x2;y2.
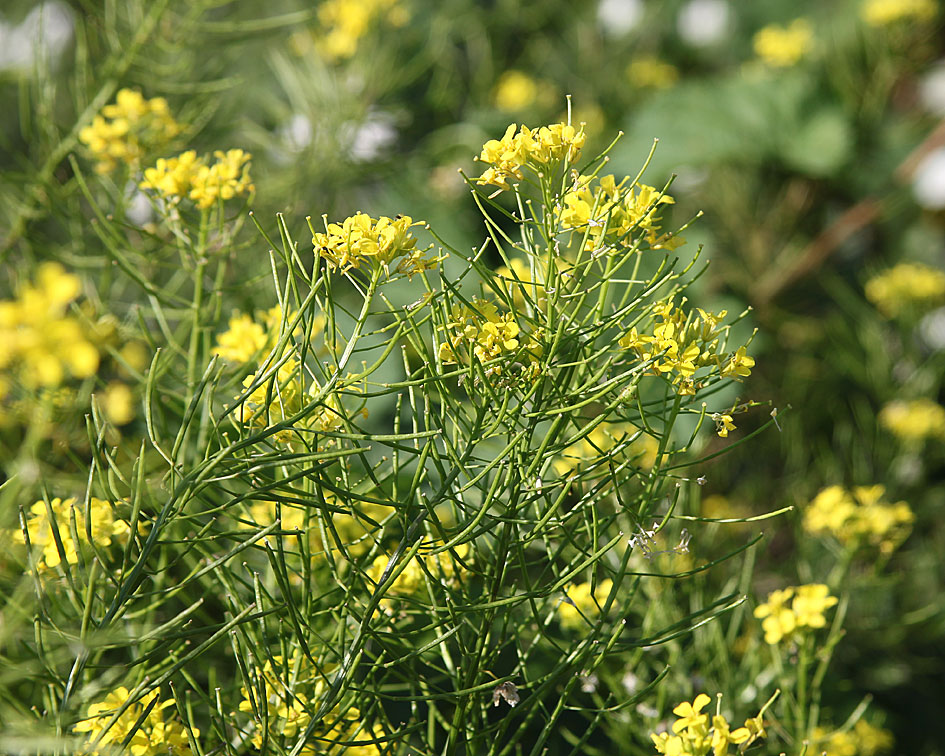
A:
313;0;408;62
864;262;945;317
618;299;753;395
238;652;384;756
651;693;766;756
0;263;99;393
140;149;254;209
557;174;681;252
811;719;894;756
476;122;587;190
438;298;543;379
879;397;945;443
753;584;838;645
861;0;937;26
74;686;197;756
313;212;440;277
804;485;914;555
78;88;180;174
552;422;658;477
213;305;316;365
558;579;613;630
752;19;814;67
367;541;471;613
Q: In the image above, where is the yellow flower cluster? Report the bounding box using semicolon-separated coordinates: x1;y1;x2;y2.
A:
140;149;254;209
12;496;130;572
552;423;658;477
626;57;679;89
558;579;613;630
312;212;440;277
493;70;540;111
476;122;587;191
238;653;383;756
74;686;196;756
651;694;766;756
752;19;814;67
0;264;99;402
557;174;682;252
811;719;894;756
879;397;945;443
618;300;754;395
804;485;914;555
236;356;350;444
861;0;937;26
438;298;543;378
314;0;408;62
212;305;318;365
753;584;838;645
864;262;945;317
367;541;470;613
78;88;180;174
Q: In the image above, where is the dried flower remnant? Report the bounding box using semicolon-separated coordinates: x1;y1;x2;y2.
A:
861;0;937;26
475;122;587;191
78;88;180;174
804;485;914;555
74;686;197;756
753;584;838;645
753;19;813;67
865;262;945;317
492;681;520;708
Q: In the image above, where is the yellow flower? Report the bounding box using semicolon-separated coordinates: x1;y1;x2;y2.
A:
558;579;613;629
78;88;180;174
812;719;894;756
753;587;797;645
626;57;679;89
313;212;439;277
672;693;712;735
140;149;253;208
712;413;736;438
494;70;539;111
792;583;838;629
652;694;767;756
552;423;658;477
865;262;945;317
313;0;407;62
879;398;945;443
753;19;813;67
213;305;312;365
74;686;197;756
101;382;135;425
862;0;937;26
754;584;838;645
476;122;586;190
139;150;205;203
804;484;914;555
367;541;470;613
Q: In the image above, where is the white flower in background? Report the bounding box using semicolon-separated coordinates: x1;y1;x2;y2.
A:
597;0;644;37
677;0;730;47
919;61;945;117
0;1;73;71
278;113;315;152
919;306;945;351
346;109;397;162
912;147;945;210
126;188;154;226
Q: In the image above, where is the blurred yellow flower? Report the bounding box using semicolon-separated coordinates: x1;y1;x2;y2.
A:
140;149;253;209
314;0;409;62
101;381;135;425
494;70;539;111
552;422;658;477
754;583;837;645
78;88;180;174
558;579;613;629
213;305;313;365
812;719;894;756
865;262;945;317
367;541;470;613
626;57;679;89
805;484;914;555
753;19;813;67
879;397;945;443
75;686;197;756
861;0;937;26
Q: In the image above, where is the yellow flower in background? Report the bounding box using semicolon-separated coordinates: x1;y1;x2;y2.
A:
12;497;131;572
367;541;470;613
552;422;658;477
101;382;135;425
78;88;181;174
476;122;586;190
494;70;539;111
812;719;894;756
314;0;409;62
213;305;313;365
75;686;197;756
140;149;253;208
754;584;837;645
865;262;945;317
753;19;813;67
0;263;99;392
862;0;937;26
805;484;914;555
558;579;613;629
879;398;945;443
626;57;679;89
